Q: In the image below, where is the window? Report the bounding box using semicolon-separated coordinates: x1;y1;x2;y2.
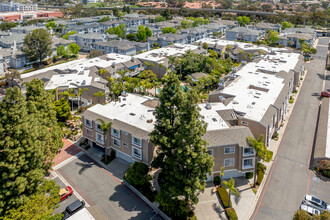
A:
207;149;213;156
111;128;120;138
224;158;235;167
113;138;120;147
132;136;141;147
244;147;254;156
96;123;102;132
132;147;142;160
85;119;92;128
86;128;92;136
243;158;254;169
224;147;235;154
96;133;104;144
241;121;248;125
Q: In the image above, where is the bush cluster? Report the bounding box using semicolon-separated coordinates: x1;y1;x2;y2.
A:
245;172;254;179
225;208;238;220
256;162;266;186
217;186;230;208
213;176;220;185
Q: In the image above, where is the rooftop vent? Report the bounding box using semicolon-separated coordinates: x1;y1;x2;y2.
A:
147;119;153;123
129;113;136;116
212;118;217;122
120;104;126;107
205;103;212;110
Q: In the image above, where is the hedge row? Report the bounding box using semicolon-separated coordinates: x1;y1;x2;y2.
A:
217;186;230;208
257;162;266;186
225;208;238;220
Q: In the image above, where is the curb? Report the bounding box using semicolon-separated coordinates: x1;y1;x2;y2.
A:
246;68;308;220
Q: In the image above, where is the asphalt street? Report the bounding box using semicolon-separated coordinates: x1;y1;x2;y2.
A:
252;37;330;220
55;154;160;220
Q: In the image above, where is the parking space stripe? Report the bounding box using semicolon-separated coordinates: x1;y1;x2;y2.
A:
58;169;95;206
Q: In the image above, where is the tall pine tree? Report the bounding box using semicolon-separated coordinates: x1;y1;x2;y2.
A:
151;73;214;219
0;80;63;215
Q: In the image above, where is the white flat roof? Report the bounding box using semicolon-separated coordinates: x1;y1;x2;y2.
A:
195;38;287;53
21;53;132;80
45;70;93;90
67;208;95;220
134;43;198;63
87;94;156;132
199;103;229;130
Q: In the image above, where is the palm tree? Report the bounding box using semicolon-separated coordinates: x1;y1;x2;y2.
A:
247;135;273;188
117;70;127;87
223;178;240;208
93;91;106;104
219;166;225;187
77;88;89;109
96;119;112;161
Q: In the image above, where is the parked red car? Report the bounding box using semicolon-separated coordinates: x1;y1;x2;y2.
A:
59;186;73;201
321;91;330;98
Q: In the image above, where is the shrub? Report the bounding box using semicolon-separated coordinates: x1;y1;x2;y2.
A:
257;162;266;172
293;209;311;220
245;172;254;179
225;208;238;220
256;170;264;186
213;176;220;185
217;186;230;208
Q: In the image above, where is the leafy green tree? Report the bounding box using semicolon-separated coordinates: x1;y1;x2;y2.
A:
145;26;152;37
68;43;80;57
237;16;250;26
125;162;152;187
223;178;240;208
292;209;311;220
180;19;193;29
281;21;293;30
46;21;57;31
0;22;17;31
202;42;208;49
93;91;106;104
5;69;20;87
161;9;172;20
155;16;166;22
126;33;136;41
162;27;177;34
136;25;147;42
113;7;120;17
57;45;68;58
99;16;110;22
247;135;273;188
320;211;330;219
3;179;63;220
222;0;233;9
123;5;131;13
150;73;214;219
68;4;83;18
0;81;63;215
23;28;53;65
62;31;77;40
54;98;71;122
267;30;279;45
106;24;126;39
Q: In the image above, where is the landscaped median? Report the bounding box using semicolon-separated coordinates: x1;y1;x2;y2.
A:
217;186;238;220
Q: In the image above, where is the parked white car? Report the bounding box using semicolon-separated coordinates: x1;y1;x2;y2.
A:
303;195;330;212
300;203;321;216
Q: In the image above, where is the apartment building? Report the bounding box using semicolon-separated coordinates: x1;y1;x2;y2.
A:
0;2;37;12
134;43;206;77
82;93;256;180
10;25;44;34
93;40;149;55
69;33;109;52
209;51;304;148
226;27;265;42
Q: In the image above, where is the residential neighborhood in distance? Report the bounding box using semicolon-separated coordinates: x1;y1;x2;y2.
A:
0;1;329;220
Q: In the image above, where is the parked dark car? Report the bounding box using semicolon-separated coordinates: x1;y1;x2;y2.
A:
62;200;85;220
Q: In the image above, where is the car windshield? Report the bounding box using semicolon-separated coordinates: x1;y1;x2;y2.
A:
311;197;321;204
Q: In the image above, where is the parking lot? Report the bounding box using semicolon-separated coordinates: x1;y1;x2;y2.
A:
54;153;159;220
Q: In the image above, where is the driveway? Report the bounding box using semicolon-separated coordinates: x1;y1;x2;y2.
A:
55;153;160;220
252;37;330;220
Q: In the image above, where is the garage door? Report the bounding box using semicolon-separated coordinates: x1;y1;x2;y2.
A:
223;170;243;179
116;150;135;164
